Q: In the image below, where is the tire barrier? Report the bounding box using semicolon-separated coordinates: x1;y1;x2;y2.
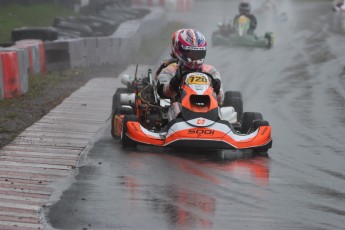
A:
12;26;58;42
15;39;46;75
0;51;21;99
132;0;194;11
45;7;166;70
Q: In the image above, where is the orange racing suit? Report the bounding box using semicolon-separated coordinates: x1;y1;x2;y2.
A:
157;62;224;104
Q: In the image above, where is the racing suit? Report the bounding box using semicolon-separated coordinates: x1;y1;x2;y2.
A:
155;57;177;79
157;63;224;104
233;13;257;35
333;0;345;11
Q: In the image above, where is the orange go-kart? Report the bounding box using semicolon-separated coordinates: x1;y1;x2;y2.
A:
111;68;272;152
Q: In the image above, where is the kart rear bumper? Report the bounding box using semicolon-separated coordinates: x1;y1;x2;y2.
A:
213;33;269;47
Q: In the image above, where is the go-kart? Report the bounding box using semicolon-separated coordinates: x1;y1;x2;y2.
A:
333;1;345;12
110;67;272;152
212;15;274;48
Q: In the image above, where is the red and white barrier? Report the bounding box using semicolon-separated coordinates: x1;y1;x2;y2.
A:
0;58;3;100
1;47;29;95
132;0;165;6
132;0;194;11
167;0;193;11
0;39;47;100
15;39;46;75
0;51;21;99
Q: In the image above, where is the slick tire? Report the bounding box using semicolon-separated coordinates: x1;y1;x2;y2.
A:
112;93;121;113
11;27;58;42
116;87;131;94
121;115;139;148
110;93;121;138
253;120;269;130
111;106;134;139
241;112;263;134
223;91;243;121
111;111;118;139
252;120;271;155
264;32;274;49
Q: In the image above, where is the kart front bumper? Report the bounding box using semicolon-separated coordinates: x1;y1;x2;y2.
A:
124;120;272;150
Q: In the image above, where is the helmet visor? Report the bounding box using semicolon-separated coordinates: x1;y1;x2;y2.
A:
181;48;206;60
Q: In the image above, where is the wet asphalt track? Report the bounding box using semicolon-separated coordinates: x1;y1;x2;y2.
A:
47;1;345;229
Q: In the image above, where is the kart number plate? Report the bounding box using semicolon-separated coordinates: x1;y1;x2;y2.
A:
239;15;249;25
186;73;209;85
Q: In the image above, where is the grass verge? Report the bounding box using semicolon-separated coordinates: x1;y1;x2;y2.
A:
0;3;77;43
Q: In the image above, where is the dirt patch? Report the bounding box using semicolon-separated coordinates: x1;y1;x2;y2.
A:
0;66;124;149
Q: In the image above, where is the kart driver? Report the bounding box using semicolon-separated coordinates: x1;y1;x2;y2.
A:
156;29;224;104
333;0;345;11
233;1;257;35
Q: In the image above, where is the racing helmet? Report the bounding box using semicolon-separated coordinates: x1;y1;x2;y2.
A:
170;29;183;58
239;2;251;14
173;29;207;70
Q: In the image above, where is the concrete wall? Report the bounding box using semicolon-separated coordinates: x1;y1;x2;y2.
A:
45;7;167;70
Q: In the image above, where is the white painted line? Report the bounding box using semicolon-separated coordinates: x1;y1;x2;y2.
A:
0;220;42;229
0;160;73;170
0;202;41;211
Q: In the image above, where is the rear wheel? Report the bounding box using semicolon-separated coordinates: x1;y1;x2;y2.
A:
264;32;274;49
121;115;138;148
116;87;131;94
111;93;121;138
111;104;134;139
112;93;121;113
223;91;243;122
241;112;263;134
112;87;132;112
110;110;120;139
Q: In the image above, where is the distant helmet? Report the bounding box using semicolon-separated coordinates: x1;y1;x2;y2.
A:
172;29;207;70
239;2;251;14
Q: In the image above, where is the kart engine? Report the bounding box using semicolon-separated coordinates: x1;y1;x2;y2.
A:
136;80;166;131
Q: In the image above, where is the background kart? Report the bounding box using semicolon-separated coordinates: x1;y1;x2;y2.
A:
333;2;345;12
110;67;272;153
212;15;274;48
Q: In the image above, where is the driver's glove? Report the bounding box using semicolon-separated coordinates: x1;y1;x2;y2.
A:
169;76;181;92
212;79;221;94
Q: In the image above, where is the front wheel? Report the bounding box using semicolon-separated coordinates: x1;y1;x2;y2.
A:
121;115;138;148
112;93;121;113
241;112;263;134
264;32;274;49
